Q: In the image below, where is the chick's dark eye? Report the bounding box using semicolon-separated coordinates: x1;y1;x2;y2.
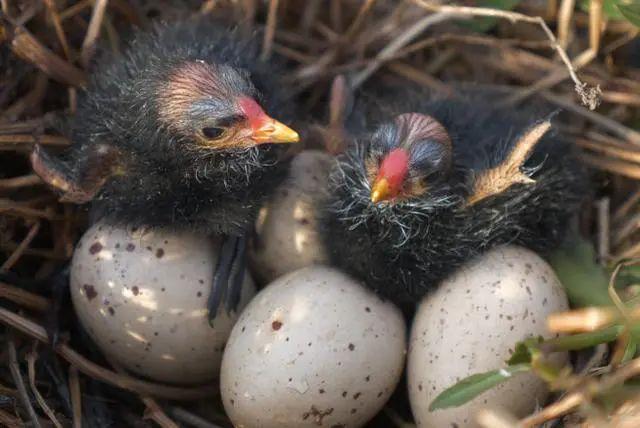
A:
201;127;225;139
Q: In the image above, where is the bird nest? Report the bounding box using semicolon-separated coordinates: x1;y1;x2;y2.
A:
1;0;639;427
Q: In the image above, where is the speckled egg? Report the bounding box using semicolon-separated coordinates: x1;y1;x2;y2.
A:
249;150;331;283
220;266;406;428
70;222;256;385
408;246;569;427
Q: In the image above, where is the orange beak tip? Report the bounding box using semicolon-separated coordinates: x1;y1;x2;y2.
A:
252;119;300;144
370;178;390;204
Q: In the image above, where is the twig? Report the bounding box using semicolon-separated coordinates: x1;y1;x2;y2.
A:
0;116;49;134
0;174;42;189
0;408;23;426
612;212;640;248
542;92;640;146
0;73;49;122
107;357;180;428
330;0;343;32
602;29;640;55
501;48;597;107
343;0;376;41
102;13;120;56
2;220;40;270
59;0;92;21
8;334;42;428
1;17;86;87
397;33;553;59
601;91;640;107
261;0;279;60
0;307;217;400
351;11;453;88
43;0;72;60
69;366;82;428
299;0;321;35
0;199;56;221
613;240;640;262
589;0;603;54
272;43;315;64
411;0;600;108
580;153;640;180
521;357;640;426
26;345;63;428
612;189;640;223
387;61;452;95
81;0;109;69
169;407;225;428
547;306;627;333
575;138;640;165
0;382;17;397
0;134;70;146
0;244;67;261
557;0;575;49
142;397;179;428
519;391;584;427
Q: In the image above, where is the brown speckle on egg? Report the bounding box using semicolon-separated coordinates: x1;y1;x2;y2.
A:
89;242;102;254
83;284;98;300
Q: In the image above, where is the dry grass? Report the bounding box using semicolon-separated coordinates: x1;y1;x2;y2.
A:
0;0;639;426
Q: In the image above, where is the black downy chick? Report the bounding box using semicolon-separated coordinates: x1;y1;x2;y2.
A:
32;19;299;318
322;91;586;308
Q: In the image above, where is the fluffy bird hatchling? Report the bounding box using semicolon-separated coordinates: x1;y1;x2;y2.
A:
321;89;587;307
31;19;299;318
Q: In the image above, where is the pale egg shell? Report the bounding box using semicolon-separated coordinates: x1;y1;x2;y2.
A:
249;150;331;283
220;266;406;428
408;246;568;427
70;223;255;385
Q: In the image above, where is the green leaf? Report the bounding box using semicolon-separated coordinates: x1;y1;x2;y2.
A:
506;337;542;365
580;0;628;20
548;237;612;307
458;0;522;33
613;266;640;288
618;2;640;27
429;364;531;411
543;325;625;351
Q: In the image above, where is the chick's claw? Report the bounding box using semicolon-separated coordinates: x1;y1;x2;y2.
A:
225;235;247;314
208;234;247;324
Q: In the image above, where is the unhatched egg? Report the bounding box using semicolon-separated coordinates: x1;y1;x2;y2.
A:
70;222;255;385
408;246;568;427
249;150;332;283
220;266;406;428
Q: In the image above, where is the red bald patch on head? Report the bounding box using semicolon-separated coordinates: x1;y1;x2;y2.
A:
378;148;410;196
238;97;269;130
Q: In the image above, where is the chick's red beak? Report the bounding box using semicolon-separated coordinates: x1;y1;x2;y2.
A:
238;97;299;144
371;148;410;203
